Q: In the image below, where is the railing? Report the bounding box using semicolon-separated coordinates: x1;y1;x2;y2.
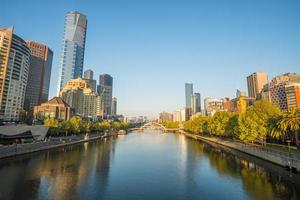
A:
0;132;114;159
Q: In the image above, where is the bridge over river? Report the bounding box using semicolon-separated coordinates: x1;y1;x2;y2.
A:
130;122;180;132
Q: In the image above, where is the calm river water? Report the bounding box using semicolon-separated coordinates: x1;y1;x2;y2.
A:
0;131;299;200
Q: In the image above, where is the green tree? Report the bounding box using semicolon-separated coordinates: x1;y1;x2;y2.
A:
238;100;281;145
44;118;60;136
69;117;82;134
209;111;234;137
59;120;71;136
277;109;300;149
161;121;179;129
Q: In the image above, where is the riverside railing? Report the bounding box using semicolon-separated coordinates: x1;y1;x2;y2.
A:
0;132;111;159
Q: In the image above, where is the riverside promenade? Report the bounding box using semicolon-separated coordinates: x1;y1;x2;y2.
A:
180;131;300;172
0;132;117;159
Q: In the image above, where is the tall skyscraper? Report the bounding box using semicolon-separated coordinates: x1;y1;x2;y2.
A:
270;73;300;110
57;11;87;95
24;41;53;113
185;83;193;108
98;74;113;116
191;93;201;113
247;72;269;99
84;69;93;80
0;27;30;121
111;97;117;116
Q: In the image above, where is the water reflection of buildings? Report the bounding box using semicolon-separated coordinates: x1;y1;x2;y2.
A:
0;138;117;200
201;142;298;200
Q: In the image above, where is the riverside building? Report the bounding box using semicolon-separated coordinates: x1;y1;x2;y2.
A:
60;78;97;119
0;27;30;121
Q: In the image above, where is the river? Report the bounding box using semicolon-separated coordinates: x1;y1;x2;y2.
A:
0;130;299;200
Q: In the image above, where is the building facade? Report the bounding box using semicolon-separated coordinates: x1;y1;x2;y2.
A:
34;97;72;121
57;11;87;94
0;27;30;121
83;69;93;80
60;78;97;119
111;97;117;116
247;72;268;99
185;83;193;108
97;74;113;116
204;98;224;116
191;93;201;114
285;83;300;109
270;73;300;110
24;41;53;113
159;112;173;122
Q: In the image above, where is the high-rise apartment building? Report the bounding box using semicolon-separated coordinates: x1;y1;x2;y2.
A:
111;97;117;116
191;93;201;113
270;73;300;110
185;83;193;108
247;72;268;99
97;74;113;116
24;41;53;113
60;78;97;119
57;11;87;94
0;27;30;121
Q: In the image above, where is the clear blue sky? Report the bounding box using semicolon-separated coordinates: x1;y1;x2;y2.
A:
2;0;300;118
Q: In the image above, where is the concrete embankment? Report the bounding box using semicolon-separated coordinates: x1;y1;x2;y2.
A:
180;131;300;172
0;132;117;159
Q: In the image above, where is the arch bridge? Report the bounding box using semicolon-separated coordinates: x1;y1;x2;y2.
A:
140;122;167;131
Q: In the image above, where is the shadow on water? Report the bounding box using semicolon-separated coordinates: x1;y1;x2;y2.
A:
186;137;300;200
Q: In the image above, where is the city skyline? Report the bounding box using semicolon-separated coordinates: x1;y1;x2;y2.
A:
2;0;300;117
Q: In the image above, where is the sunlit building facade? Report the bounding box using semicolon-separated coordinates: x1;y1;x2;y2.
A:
270;73;300;110
0;27;30;121
60;78;97;119
247;72;268;99
57;11;87;94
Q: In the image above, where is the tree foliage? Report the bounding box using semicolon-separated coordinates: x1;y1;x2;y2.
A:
183;100;300;148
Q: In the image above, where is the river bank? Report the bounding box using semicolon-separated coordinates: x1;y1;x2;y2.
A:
179;130;300;172
0;132;118;159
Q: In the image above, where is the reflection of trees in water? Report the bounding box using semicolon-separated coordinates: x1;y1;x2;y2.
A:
198;141;298;200
0;137;117;200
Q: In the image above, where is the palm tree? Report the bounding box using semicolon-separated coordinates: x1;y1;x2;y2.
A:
278;109;300;149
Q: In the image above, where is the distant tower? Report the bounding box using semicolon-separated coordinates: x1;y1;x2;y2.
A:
97;74;113;116
247;72;268;99
185;83;193;108
84;69;93;80
191;93;201;113
111;97;117;116
57;11;87;95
